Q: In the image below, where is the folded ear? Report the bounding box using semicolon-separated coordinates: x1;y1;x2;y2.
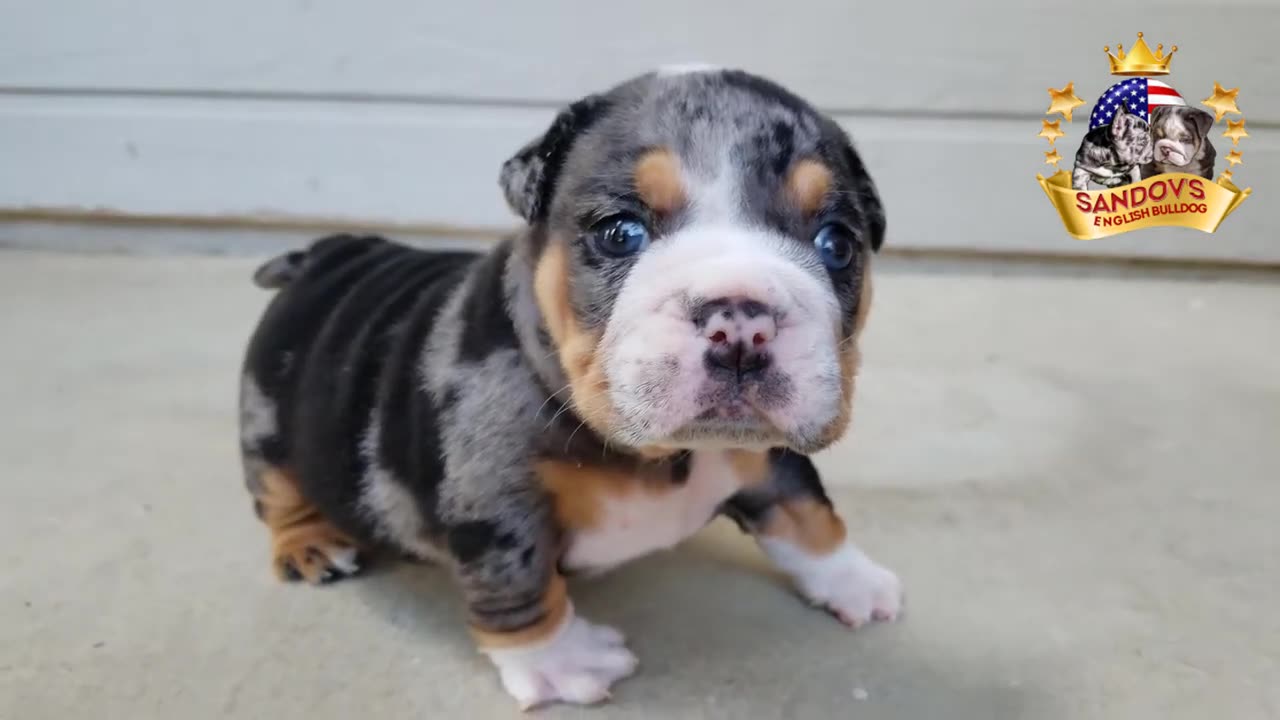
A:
840;143;886;253
1188;108;1215;139
1110;103;1132;133
499;94;611;223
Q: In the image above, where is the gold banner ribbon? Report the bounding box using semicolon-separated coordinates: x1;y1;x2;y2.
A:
1035;170;1251;240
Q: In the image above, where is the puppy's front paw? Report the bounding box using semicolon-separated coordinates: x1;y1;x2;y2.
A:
814;553;903;629
482;612;638;710
765;539;904;629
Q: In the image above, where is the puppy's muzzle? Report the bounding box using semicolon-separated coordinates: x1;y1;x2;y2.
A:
1155;138;1190;166
694;297;777;381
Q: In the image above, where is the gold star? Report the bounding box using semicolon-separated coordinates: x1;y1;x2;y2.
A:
1046;82;1086;122
1226;149;1243;166
1202;82;1241;121
1044;148;1062;165
1219;170;1234;183
1223;118;1249;146
1038;119;1066;144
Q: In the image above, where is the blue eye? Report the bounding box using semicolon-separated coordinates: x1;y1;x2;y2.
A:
591;216;651;257
813;224;858;270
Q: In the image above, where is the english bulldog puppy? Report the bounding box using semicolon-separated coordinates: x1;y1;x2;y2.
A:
1142;105;1216;180
238;66;901;710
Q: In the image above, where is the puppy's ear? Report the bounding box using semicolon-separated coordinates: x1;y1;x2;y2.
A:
1188;108;1215;139
840;143;886;253
1110;103;1132;133
499;94;611;223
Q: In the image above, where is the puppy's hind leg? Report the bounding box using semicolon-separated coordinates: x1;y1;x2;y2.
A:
239;373;363;585
249;465;364;584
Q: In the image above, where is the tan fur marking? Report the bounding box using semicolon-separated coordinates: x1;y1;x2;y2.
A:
537;459;680;531
470;573;571;649
633;149;686;214
254;467;359;583
818;266;874;447
726;449;771;488
785;159;833;215
761;497;848;555
533;240;615;436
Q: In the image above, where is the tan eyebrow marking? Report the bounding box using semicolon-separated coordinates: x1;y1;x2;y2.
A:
633;148;686;214
785;159;833;215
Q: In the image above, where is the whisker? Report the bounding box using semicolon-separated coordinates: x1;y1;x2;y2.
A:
542;388;610;431
533;383;572;420
564;419;590;453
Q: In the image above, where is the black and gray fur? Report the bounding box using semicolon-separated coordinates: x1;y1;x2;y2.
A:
238;69;885;634
1072;103;1154;190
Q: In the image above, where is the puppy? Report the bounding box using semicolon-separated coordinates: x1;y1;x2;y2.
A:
1142;105;1216;180
1072;103;1153;190
238;67;900;710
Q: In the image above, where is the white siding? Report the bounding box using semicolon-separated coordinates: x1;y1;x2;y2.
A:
1;0;1276;260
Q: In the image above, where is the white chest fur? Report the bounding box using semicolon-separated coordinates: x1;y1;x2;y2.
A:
561;451;743;572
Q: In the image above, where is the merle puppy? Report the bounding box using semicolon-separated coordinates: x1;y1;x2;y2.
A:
238;66;900;710
1072;103;1154;190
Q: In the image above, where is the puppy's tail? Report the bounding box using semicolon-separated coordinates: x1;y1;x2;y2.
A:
251;250;308;290
252;234;390;290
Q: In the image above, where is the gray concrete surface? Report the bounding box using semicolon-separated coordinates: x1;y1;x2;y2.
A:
1;250;1277;720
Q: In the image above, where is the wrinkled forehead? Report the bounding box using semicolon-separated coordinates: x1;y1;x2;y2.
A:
1157;109;1191;130
553;71;844;224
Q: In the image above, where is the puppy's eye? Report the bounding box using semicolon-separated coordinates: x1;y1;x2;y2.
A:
590;215;651;257
813;224;858;270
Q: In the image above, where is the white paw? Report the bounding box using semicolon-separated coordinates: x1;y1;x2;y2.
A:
481;609;638;710
763;539;904;628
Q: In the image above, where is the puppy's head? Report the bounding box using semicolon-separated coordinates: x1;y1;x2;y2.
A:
504;68;885;454
1109;103;1153;165
1150;105;1213;167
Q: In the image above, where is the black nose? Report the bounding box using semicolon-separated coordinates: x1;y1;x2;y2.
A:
696;297;776;380
705;340;770;379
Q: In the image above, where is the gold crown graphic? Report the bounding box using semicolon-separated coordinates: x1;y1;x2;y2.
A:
1105;32;1177;76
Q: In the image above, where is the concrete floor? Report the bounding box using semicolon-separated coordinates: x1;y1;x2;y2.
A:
1;250;1278;719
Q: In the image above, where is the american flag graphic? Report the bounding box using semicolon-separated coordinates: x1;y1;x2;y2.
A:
1088;78;1186;130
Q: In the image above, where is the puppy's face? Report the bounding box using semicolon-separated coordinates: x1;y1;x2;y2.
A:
1109;104;1153;165
504;69;885;454
1150;106;1213;167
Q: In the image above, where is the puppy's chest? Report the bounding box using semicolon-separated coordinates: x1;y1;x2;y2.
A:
552;451;744;572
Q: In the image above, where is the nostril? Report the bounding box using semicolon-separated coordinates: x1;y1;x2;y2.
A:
710;330;728;344
752;332;767;347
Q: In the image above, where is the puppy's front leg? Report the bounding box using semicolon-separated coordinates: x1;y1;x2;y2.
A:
447;482;636;709
723;449;903;627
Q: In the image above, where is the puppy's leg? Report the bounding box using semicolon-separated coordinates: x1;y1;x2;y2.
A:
1072;167;1091;191
723;449;902;628
240;373;364;584
248;465;363;584
443;492;637;710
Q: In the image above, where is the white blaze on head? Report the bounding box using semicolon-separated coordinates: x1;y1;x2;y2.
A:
656;63;723;77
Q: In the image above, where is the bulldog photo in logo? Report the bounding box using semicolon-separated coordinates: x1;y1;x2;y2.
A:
1143;104;1217;180
1069;76;1215;191
1036;33;1251;240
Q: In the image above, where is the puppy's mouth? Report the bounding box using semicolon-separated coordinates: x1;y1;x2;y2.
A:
669;407;781;448
1155;140;1191;166
663;382;794;448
